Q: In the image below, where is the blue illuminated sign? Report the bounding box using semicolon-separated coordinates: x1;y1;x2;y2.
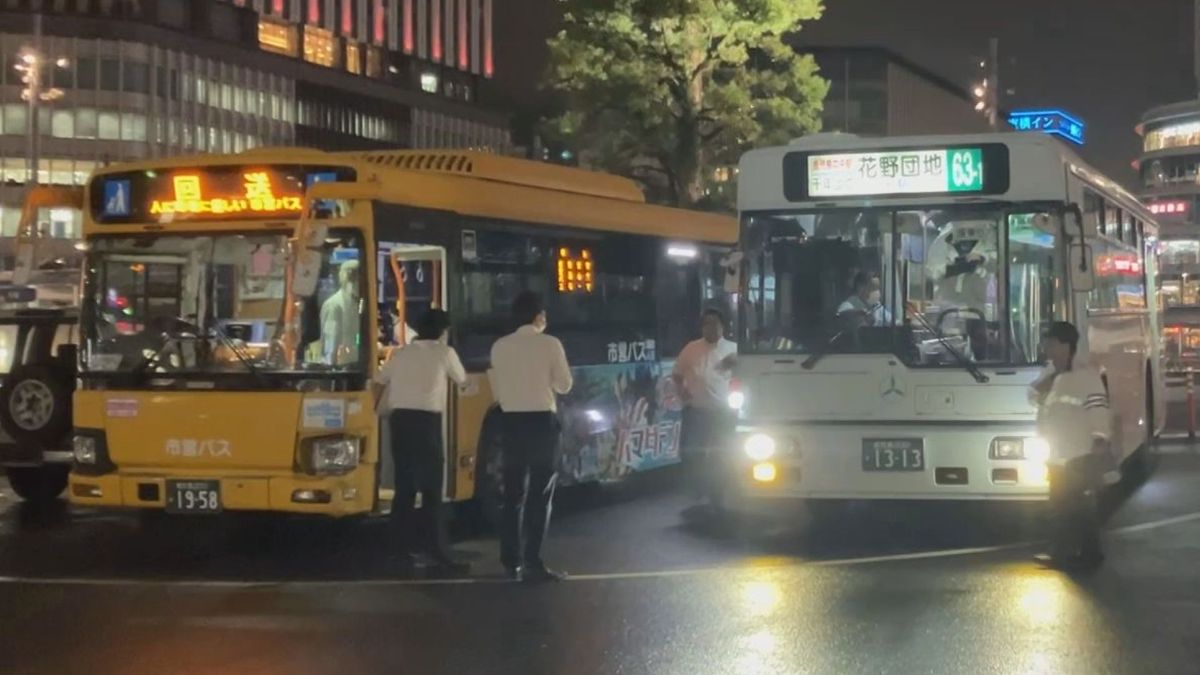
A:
1007;109;1085;145
102;179;131;217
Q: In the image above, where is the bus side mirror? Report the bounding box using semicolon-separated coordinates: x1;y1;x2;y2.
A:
1069;242;1095;293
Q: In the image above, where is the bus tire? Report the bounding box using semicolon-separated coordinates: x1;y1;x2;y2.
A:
1128;369;1159;483
5;465;68;504
0;364;73;448
470;410;505;530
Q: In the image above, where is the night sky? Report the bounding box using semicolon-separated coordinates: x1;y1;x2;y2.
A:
494;0;1197;189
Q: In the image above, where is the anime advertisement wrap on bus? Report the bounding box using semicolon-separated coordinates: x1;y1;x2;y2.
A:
556;351;684;484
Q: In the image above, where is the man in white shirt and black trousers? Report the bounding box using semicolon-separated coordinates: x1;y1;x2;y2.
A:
373;309;469;574
490;291;573;582
1029;321;1115;571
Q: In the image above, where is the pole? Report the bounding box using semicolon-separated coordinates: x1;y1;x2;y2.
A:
1194;0;1200;96
1188;369;1196;441
987;37;1000;131
27;12;43;189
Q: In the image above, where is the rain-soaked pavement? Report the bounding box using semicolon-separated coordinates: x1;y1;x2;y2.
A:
0;447;1198;674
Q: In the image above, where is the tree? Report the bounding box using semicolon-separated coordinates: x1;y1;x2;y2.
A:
543;0;829;209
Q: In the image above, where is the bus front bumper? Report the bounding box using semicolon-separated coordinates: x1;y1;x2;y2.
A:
729;423;1051;502
67;467;377;517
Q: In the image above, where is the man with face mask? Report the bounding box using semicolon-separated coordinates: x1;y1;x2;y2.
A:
319;259;360;365
490;291;573;582
837;272;892;326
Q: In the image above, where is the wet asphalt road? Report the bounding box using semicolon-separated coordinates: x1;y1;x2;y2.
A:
0;448;1199;674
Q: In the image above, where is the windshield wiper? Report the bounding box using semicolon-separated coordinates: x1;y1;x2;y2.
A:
801;329;847;370
906;307;989;384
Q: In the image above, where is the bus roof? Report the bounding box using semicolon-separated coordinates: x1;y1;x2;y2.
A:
85;149;736;245
738;132;1152;223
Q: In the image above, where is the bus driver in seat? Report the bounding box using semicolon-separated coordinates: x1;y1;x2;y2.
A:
320;259;360;365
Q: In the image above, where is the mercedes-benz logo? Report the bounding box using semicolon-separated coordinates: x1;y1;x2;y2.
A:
880;374;905;400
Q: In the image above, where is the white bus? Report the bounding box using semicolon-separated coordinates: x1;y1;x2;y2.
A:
732;132;1164;505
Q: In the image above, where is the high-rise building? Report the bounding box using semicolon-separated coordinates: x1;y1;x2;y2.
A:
0;1;509;239
1136;101;1200;368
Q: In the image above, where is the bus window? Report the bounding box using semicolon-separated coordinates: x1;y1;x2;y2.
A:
458;227;655;368
1008;213;1062;364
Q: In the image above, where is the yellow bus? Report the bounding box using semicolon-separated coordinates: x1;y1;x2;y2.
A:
68;148;737;516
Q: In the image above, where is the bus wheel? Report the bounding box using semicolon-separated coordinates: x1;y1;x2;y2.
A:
0;364;73;448
470;423;505;531
5;465;68;505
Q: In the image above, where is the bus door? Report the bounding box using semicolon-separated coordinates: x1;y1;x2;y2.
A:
377;244;447;509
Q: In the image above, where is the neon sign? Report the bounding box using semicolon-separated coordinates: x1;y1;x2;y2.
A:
1007;109;1085;145
1096;254;1141;277
557;247;594;293
1150;200;1189;215
149;172;303;216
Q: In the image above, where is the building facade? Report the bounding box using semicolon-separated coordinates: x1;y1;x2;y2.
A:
1137;100;1200;369
805;47;991;137
0;0;509;241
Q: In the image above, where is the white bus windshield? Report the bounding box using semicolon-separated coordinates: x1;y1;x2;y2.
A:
740;207;1063;366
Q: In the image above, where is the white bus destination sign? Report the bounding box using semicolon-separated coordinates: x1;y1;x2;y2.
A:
807;148;984;197
781;144;1009;201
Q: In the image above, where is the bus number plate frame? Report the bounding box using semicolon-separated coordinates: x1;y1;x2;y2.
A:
861;439;925;472
166;480;222;514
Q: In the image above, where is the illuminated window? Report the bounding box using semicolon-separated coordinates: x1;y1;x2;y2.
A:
420;71;438;93
1145;120;1200;152
556;247;595;293
258;19;297;55
366;47;383;78
303;25;337;67
346;43;362;75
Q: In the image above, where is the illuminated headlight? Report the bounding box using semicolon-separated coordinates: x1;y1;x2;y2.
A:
1023;437;1051;464
308;436;361;474
744;433;777;461
72;435;97;465
988;436;1051;462
727;390;746;410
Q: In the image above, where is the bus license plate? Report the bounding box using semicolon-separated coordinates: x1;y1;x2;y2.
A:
166;480;222;514
862;439;925;472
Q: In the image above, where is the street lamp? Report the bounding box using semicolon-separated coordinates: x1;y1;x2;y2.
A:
12;37;69;187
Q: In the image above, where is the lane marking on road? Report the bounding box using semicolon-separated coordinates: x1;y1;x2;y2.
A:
0;510;1197;589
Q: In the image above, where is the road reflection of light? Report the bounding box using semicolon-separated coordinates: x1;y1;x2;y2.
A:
1017;573;1066;627
740;579;782;617
734;570;785;675
1012;570;1072;675
735;629;779;675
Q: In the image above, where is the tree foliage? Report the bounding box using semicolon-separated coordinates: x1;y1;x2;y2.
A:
544;0;829;209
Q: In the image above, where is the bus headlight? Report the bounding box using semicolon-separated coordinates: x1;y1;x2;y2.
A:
1023;437;1051;464
727;390;745;410
305;436;361;475
72;435;97;465
744;433;776;461
989;436;1050;461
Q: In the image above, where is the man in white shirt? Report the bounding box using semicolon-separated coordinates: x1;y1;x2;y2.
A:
373;308;468;574
672;308;737;512
320;260;360;365
1028;321;1112;570
490;291;573;582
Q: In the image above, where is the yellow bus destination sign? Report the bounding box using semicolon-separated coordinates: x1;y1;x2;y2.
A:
149;172;303;216
90;164;356;224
